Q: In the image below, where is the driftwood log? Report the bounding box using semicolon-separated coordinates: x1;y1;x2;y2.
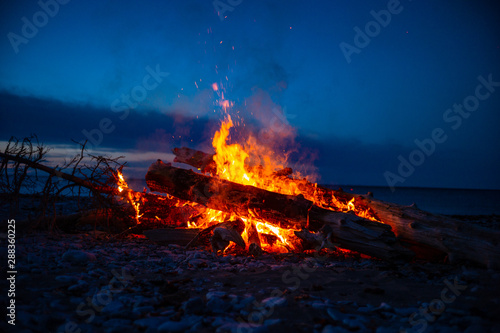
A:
171;147;500;269
340;194;500;269
146;160;413;261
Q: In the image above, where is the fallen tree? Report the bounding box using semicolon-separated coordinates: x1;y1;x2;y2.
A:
0;151;195;229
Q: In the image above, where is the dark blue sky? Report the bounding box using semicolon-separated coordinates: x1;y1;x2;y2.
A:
1;0;499;189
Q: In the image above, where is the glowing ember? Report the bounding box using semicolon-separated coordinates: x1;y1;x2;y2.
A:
117;171;143;224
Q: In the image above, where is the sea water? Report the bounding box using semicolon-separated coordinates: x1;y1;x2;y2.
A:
329;185;500;216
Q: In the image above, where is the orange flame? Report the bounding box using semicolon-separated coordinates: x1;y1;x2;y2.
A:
183;112;380;253
117;171;143;224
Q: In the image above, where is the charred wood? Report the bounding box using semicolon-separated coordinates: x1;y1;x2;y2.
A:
146;160;413;261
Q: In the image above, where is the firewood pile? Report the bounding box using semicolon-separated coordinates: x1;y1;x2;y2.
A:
2;119;499;270
142;146;500;269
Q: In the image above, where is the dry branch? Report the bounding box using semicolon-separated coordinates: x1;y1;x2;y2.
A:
0;150;187;227
1;151;105;193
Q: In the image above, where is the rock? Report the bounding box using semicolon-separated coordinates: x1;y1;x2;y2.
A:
260;297;287;308
322;325;350;333
207;296;231;314
101;300;126;316
394;307;418;317
158;316;202;333
105;326;135;333
375;326;400;333
237;296;256;311
327;308;346;322
380;311;397;321
57;321;94;333
188;321;205;332
206;291;227;300
68;280;89;294
49;300;68;311
55;275;79;284
132;305;155;316
182;297;205;315
89;268;108;278
342;316;366;330
437;326;462;333
188;259;208;268
263;318;281;327
311;301;328;309
446;308;469;316
216;322;266;333
357;304;375;313
62;250;96;265
17;311;48;331
160;309;176;317
133;317;173;330
376;302;393;312
211;316;236;328
102;318;132;327
92;290;115;308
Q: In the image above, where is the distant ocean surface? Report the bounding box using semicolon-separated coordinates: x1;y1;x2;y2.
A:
327;185;500;216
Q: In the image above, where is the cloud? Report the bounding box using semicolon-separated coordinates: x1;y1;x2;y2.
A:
0;91;217;152
1;91;499;189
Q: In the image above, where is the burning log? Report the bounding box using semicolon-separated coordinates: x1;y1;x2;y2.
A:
185;220;243;251
211;220;246;254
294;226;338;251
173;147;216;174
146;160;413;261
172;147;293;178
170;147;500;268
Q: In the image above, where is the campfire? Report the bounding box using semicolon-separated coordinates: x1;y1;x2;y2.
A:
109;112;499;269
117;112;391;256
